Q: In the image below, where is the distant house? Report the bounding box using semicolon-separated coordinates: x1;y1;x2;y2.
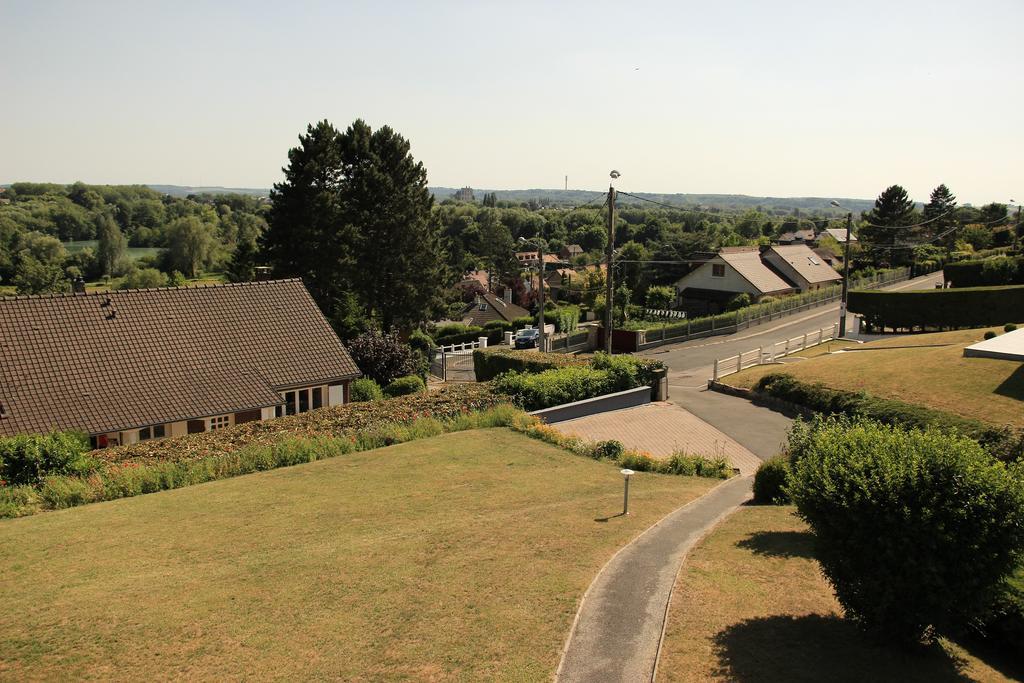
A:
777;228;816;245
820;227;857;244
0;279;362;447
460;269;490;290
560;244;584;259
454;187;475;202
674;247;794;314
762;244;843;292
515;251;540;266
460;290;530;327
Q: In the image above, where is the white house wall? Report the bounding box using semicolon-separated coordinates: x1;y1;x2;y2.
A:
675;260;762;297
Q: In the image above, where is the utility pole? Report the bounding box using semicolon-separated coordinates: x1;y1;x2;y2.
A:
839;211;853;337
604;181;617;354
537;241;546;352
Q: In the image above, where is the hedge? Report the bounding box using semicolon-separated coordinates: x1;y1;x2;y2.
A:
753;373;1024;461
472;347;665;384
473;347;587;381
848;285;1024;331
434;326;485;347
944;255;1024;288
384;375;426;397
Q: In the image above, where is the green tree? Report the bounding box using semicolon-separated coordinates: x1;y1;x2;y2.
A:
225;235;259;283
95;212;128;276
117;267;168;289
922;184;958;249
12;253;68;294
860;185;918;267
163;215;217;278
645;285;675;309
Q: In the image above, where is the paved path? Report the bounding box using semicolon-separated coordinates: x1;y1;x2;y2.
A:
667;386;793;461
556;475;753;682
551;402;762;475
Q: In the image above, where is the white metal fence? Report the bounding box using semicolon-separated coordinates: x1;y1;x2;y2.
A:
430;338;486;382
712;323;840;381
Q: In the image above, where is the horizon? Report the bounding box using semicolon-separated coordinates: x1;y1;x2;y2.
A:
2;0;1021;206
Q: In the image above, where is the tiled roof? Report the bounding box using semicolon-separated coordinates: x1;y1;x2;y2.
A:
461;291;530;326
767;244;844;284
718;249;794;294
0;279;360;436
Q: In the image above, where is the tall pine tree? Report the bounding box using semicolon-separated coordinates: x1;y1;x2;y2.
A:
263;119;445;335
923;184;958;249
860;185;918;267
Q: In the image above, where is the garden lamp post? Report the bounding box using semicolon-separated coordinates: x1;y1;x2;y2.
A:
620;468;634;515
830;200;854;337
519;236;547;352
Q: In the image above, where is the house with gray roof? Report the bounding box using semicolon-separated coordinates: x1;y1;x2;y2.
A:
762;244;843;292
673;247;795;314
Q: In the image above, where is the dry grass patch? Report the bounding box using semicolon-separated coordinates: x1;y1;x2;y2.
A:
0;428;715;681
725;328;1024;427
657;506;1015;682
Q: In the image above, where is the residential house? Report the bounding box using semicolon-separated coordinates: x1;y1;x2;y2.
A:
560;244;584;260
0;279;362;447
460;290;529;327
762;244;843;292
515;251;562;267
673;247;795;314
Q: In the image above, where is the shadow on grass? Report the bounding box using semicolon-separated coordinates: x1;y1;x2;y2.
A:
735;530;816;560
713;614;974;682
594;512;626;523
994;363;1024;402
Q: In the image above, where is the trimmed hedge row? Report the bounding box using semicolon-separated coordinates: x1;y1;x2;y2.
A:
472;347;665;385
944;255;1024;288
848;285;1024;331
753;373;1024;462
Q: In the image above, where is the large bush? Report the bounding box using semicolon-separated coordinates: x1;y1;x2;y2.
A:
848;285;1024;331
473;347;587;381
753;373;1024;462
786;416;1024;643
349;378;384;403
0;432;96;486
347;329;421;386
944;255;1024;288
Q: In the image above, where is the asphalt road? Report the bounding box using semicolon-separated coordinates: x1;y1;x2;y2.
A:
637;270;945;376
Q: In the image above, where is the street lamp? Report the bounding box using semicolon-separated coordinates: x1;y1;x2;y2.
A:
830;200;854;338
620;468;634;515
519;236;547;352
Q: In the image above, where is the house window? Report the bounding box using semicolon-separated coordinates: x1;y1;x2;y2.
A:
712;264;726;278
285;391;297;415
209;415;230;431
298;389;310;413
478;303;488;311
312;387;323;409
138;425;167;441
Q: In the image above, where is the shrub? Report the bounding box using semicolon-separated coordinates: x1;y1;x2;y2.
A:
1006;323;1018;333
752;457;790;504
384;375;426;398
473;347;587;381
753;373;1024;462
985;330;998;340
982;568;1024;659
407;329;434;357
848;285;1024;331
349;378;384;402
117;267;168;290
0;431;96;486
492;367;612;411
590;352;664;388
347;329;421;386
944;255;1024;288
434;324;485;347
786;416;1024;643
592;440;625;460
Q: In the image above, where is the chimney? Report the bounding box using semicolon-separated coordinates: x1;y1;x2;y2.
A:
504;288;512;305
72;277;86;294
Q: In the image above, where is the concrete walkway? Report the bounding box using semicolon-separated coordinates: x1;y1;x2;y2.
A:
556;475;753;682
551;402;762;475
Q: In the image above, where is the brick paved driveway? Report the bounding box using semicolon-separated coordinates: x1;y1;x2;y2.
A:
550;402;762;475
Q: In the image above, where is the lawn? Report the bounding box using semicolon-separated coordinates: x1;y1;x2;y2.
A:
725;327;1024;428
657;506;1016;682
0;428;716;680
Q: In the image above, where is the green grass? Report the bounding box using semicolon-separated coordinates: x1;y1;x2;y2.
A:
725;327;1024;428
0;428;716;680
63;240;164;260
657;506;1014;682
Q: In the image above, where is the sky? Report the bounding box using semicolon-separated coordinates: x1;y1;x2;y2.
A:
1;0;1021;205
